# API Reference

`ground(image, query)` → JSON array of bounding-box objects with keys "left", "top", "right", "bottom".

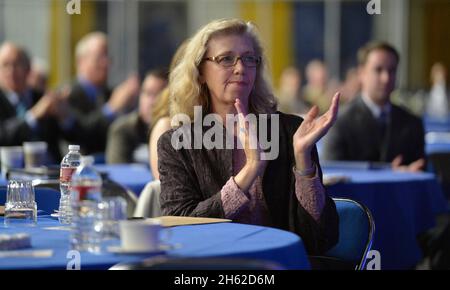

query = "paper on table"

[
  {"left": 42, "top": 226, "right": 72, "bottom": 231},
  {"left": 148, "top": 216, "right": 232, "bottom": 227},
  {"left": 0, "top": 249, "right": 53, "bottom": 258},
  {"left": 323, "top": 174, "right": 351, "bottom": 186}
]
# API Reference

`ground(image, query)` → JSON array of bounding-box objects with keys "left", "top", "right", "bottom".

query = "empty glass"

[
  {"left": 4, "top": 180, "right": 37, "bottom": 227},
  {"left": 99, "top": 197, "right": 127, "bottom": 239}
]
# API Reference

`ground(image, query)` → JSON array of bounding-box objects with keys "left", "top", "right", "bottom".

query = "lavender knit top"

[{"left": 221, "top": 148, "right": 326, "bottom": 225}]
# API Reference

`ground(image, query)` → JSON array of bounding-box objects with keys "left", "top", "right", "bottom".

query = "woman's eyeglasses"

[{"left": 203, "top": 54, "right": 261, "bottom": 68}]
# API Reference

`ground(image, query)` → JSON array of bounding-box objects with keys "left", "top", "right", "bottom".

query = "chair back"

[
  {"left": 34, "top": 187, "right": 61, "bottom": 214},
  {"left": 325, "top": 198, "right": 375, "bottom": 270},
  {"left": 102, "top": 178, "right": 138, "bottom": 217},
  {"left": 133, "top": 180, "right": 161, "bottom": 218}
]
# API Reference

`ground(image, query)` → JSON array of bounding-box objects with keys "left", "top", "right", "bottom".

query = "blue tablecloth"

[
  {"left": 323, "top": 165, "right": 448, "bottom": 269},
  {"left": 426, "top": 143, "right": 450, "bottom": 155},
  {"left": 423, "top": 115, "right": 450, "bottom": 132},
  {"left": 94, "top": 164, "right": 153, "bottom": 195},
  {"left": 0, "top": 217, "right": 309, "bottom": 270},
  {"left": 425, "top": 131, "right": 450, "bottom": 155}
]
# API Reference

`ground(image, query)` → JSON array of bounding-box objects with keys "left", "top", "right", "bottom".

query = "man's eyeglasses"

[{"left": 203, "top": 54, "right": 261, "bottom": 68}]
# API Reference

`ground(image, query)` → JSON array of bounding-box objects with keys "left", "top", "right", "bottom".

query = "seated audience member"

[
  {"left": 0, "top": 42, "right": 71, "bottom": 162},
  {"left": 134, "top": 42, "right": 189, "bottom": 218},
  {"left": 133, "top": 88, "right": 171, "bottom": 217},
  {"left": 303, "top": 60, "right": 337, "bottom": 115},
  {"left": 148, "top": 88, "right": 170, "bottom": 179},
  {"left": 133, "top": 88, "right": 171, "bottom": 218},
  {"left": 158, "top": 19, "right": 340, "bottom": 256},
  {"left": 276, "top": 65, "right": 311, "bottom": 116},
  {"left": 338, "top": 67, "right": 360, "bottom": 104},
  {"left": 426, "top": 62, "right": 448, "bottom": 119},
  {"left": 67, "top": 32, "right": 140, "bottom": 155},
  {"left": 148, "top": 41, "right": 188, "bottom": 179},
  {"left": 106, "top": 69, "right": 168, "bottom": 164},
  {"left": 134, "top": 42, "right": 189, "bottom": 217},
  {"left": 27, "top": 57, "right": 48, "bottom": 94},
  {"left": 323, "top": 41, "right": 425, "bottom": 171}
]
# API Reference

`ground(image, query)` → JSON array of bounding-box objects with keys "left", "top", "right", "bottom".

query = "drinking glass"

[
  {"left": 4, "top": 180, "right": 37, "bottom": 227},
  {"left": 99, "top": 196, "right": 127, "bottom": 239}
]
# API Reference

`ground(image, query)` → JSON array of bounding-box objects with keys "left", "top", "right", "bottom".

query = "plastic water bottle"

[
  {"left": 70, "top": 155, "right": 103, "bottom": 253},
  {"left": 58, "top": 145, "right": 81, "bottom": 224}
]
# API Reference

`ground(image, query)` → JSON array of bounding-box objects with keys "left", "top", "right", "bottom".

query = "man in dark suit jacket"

[
  {"left": 323, "top": 42, "right": 425, "bottom": 171},
  {"left": 0, "top": 42, "right": 67, "bottom": 163},
  {"left": 67, "top": 32, "right": 139, "bottom": 155}
]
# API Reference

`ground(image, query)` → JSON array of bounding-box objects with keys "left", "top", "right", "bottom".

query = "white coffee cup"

[
  {"left": 0, "top": 146, "right": 24, "bottom": 178},
  {"left": 119, "top": 219, "right": 169, "bottom": 251},
  {"left": 23, "top": 142, "right": 48, "bottom": 169}
]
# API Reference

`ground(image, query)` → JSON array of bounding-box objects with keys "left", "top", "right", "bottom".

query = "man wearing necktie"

[
  {"left": 66, "top": 32, "right": 140, "bottom": 156},
  {"left": 0, "top": 42, "right": 71, "bottom": 163},
  {"left": 377, "top": 108, "right": 389, "bottom": 139},
  {"left": 323, "top": 42, "right": 425, "bottom": 172}
]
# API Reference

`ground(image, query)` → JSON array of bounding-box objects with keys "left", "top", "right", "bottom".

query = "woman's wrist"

[
  {"left": 293, "top": 164, "right": 316, "bottom": 177},
  {"left": 245, "top": 158, "right": 261, "bottom": 169},
  {"left": 234, "top": 162, "right": 259, "bottom": 192},
  {"left": 295, "top": 150, "right": 313, "bottom": 172}
]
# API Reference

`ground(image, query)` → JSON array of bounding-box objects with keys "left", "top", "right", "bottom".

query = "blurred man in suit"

[
  {"left": 303, "top": 60, "right": 338, "bottom": 115},
  {"left": 67, "top": 32, "right": 139, "bottom": 155},
  {"left": 27, "top": 57, "right": 49, "bottom": 94},
  {"left": 0, "top": 42, "right": 70, "bottom": 162},
  {"left": 323, "top": 41, "right": 425, "bottom": 171},
  {"left": 276, "top": 65, "right": 311, "bottom": 116}
]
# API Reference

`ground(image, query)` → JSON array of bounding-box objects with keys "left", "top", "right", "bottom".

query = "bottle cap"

[{"left": 68, "top": 145, "right": 80, "bottom": 151}]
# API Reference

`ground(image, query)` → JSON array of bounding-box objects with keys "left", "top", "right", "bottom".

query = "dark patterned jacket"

[{"left": 158, "top": 112, "right": 339, "bottom": 255}]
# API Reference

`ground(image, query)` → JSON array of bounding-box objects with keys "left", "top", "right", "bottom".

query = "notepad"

[
  {"left": 323, "top": 174, "right": 351, "bottom": 186},
  {"left": 149, "top": 216, "right": 232, "bottom": 227}
]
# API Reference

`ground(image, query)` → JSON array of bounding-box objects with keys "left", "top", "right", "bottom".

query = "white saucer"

[
  {"left": 107, "top": 244, "right": 172, "bottom": 254},
  {"left": 50, "top": 213, "right": 59, "bottom": 218}
]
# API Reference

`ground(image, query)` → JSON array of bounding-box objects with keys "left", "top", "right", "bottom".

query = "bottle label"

[
  {"left": 60, "top": 167, "right": 77, "bottom": 183},
  {"left": 72, "top": 185, "right": 101, "bottom": 202}
]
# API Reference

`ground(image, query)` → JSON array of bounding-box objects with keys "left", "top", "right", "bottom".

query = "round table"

[{"left": 0, "top": 217, "right": 310, "bottom": 270}]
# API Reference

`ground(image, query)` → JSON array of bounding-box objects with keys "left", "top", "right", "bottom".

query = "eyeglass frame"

[{"left": 203, "top": 54, "right": 262, "bottom": 68}]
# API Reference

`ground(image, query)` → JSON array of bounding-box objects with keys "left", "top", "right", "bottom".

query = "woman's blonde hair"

[{"left": 169, "top": 18, "right": 277, "bottom": 120}]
